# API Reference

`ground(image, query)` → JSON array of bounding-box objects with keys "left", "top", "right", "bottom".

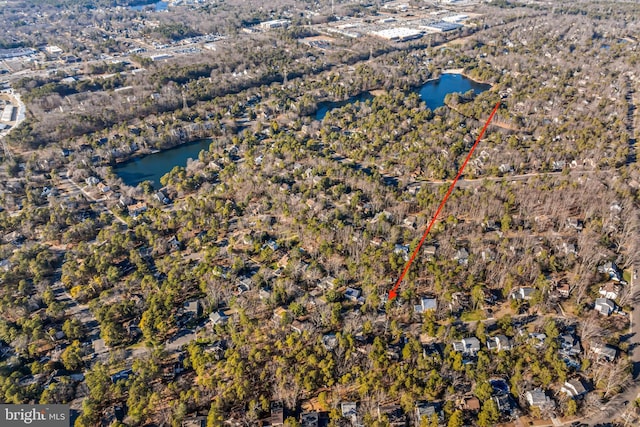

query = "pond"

[
  {"left": 314, "top": 73, "right": 490, "bottom": 121},
  {"left": 129, "top": 1, "right": 169, "bottom": 11},
  {"left": 114, "top": 139, "right": 211, "bottom": 187},
  {"left": 415, "top": 73, "right": 491, "bottom": 110},
  {"left": 115, "top": 74, "right": 490, "bottom": 188}
]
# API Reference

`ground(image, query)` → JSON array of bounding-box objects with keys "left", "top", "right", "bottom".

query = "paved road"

[
  {"left": 50, "top": 280, "right": 104, "bottom": 353},
  {"left": 332, "top": 153, "right": 600, "bottom": 192},
  {"left": 165, "top": 329, "right": 197, "bottom": 352},
  {"left": 580, "top": 265, "right": 640, "bottom": 426},
  {"left": 60, "top": 176, "right": 127, "bottom": 225}
]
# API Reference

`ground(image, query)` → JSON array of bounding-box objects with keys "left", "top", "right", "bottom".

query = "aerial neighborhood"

[{"left": 0, "top": 0, "right": 639, "bottom": 426}]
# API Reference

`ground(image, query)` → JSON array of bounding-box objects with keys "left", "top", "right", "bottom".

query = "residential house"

[
  {"left": 525, "top": 388, "right": 554, "bottom": 409},
  {"left": 511, "top": 287, "right": 535, "bottom": 301},
  {"left": 300, "top": 412, "right": 319, "bottom": 427},
  {"left": 259, "top": 288, "right": 272, "bottom": 301},
  {"left": 484, "top": 289, "right": 498, "bottom": 305},
  {"left": 487, "top": 335, "right": 512, "bottom": 352},
  {"left": 127, "top": 202, "right": 147, "bottom": 218},
  {"left": 599, "top": 282, "right": 621, "bottom": 300},
  {"left": 414, "top": 401, "right": 441, "bottom": 425},
  {"left": 560, "top": 378, "right": 589, "bottom": 399},
  {"left": 167, "top": 235, "right": 182, "bottom": 252},
  {"left": 341, "top": 402, "right": 359, "bottom": 425},
  {"left": 490, "top": 378, "right": 511, "bottom": 396},
  {"left": 591, "top": 343, "right": 618, "bottom": 362},
  {"left": 85, "top": 176, "right": 99, "bottom": 186},
  {"left": 598, "top": 261, "right": 623, "bottom": 282},
  {"left": 209, "top": 310, "right": 229, "bottom": 326},
  {"left": 483, "top": 219, "right": 500, "bottom": 231},
  {"left": 111, "top": 369, "right": 132, "bottom": 384},
  {"left": 594, "top": 298, "right": 615, "bottom": 316},
  {"left": 3, "top": 231, "right": 25, "bottom": 246},
  {"left": 319, "top": 276, "right": 338, "bottom": 291},
  {"left": 377, "top": 404, "right": 406, "bottom": 426},
  {"left": 403, "top": 216, "right": 417, "bottom": 228},
  {"left": 344, "top": 287, "right": 364, "bottom": 304},
  {"left": 237, "top": 276, "right": 253, "bottom": 294},
  {"left": 529, "top": 333, "right": 547, "bottom": 348},
  {"left": 423, "top": 245, "right": 437, "bottom": 260},
  {"left": 461, "top": 396, "right": 481, "bottom": 412},
  {"left": 272, "top": 307, "right": 288, "bottom": 324},
  {"left": 394, "top": 244, "right": 410, "bottom": 261},
  {"left": 264, "top": 239, "right": 280, "bottom": 251},
  {"left": 370, "top": 237, "right": 383, "bottom": 247},
  {"left": 559, "top": 334, "right": 581, "bottom": 357},
  {"left": 265, "top": 400, "right": 284, "bottom": 426},
  {"left": 92, "top": 338, "right": 107, "bottom": 355},
  {"left": 566, "top": 217, "right": 584, "bottom": 231},
  {"left": 493, "top": 394, "right": 517, "bottom": 416},
  {"left": 182, "top": 300, "right": 202, "bottom": 319},
  {"left": 414, "top": 297, "right": 437, "bottom": 314},
  {"left": 455, "top": 248, "right": 469, "bottom": 265},
  {"left": 181, "top": 416, "right": 206, "bottom": 427},
  {"left": 450, "top": 292, "right": 471, "bottom": 311},
  {"left": 555, "top": 281, "right": 571, "bottom": 298},
  {"left": 481, "top": 248, "right": 496, "bottom": 262},
  {"left": 499, "top": 163, "right": 513, "bottom": 174},
  {"left": 452, "top": 337, "right": 481, "bottom": 355},
  {"left": 96, "top": 182, "right": 110, "bottom": 193},
  {"left": 104, "top": 404, "right": 127, "bottom": 427},
  {"left": 560, "top": 242, "right": 577, "bottom": 255},
  {"left": 291, "top": 320, "right": 311, "bottom": 334},
  {"left": 322, "top": 334, "right": 338, "bottom": 351},
  {"left": 154, "top": 191, "right": 170, "bottom": 204}
]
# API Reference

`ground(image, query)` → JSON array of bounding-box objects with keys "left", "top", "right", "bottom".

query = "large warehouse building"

[{"left": 371, "top": 27, "right": 423, "bottom": 42}]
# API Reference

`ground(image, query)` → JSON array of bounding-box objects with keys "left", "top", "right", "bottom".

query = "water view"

[
  {"left": 116, "top": 74, "right": 490, "bottom": 187},
  {"left": 129, "top": 1, "right": 169, "bottom": 11},
  {"left": 416, "top": 73, "right": 491, "bottom": 110},
  {"left": 315, "top": 73, "right": 490, "bottom": 121},
  {"left": 115, "top": 139, "right": 211, "bottom": 187}
]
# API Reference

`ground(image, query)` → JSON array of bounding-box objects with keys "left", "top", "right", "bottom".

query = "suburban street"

[
  {"left": 581, "top": 265, "right": 640, "bottom": 426},
  {"left": 59, "top": 176, "right": 128, "bottom": 226}
]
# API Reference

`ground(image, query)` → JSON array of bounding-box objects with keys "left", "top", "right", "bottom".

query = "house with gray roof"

[
  {"left": 561, "top": 378, "right": 589, "bottom": 399},
  {"left": 525, "top": 388, "right": 554, "bottom": 409},
  {"left": 414, "top": 297, "right": 437, "bottom": 314},
  {"left": 594, "top": 298, "right": 615, "bottom": 316},
  {"left": 487, "top": 334, "right": 512, "bottom": 352},
  {"left": 453, "top": 337, "right": 481, "bottom": 355}
]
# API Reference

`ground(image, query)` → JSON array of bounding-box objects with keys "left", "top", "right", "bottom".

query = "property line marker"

[{"left": 388, "top": 100, "right": 501, "bottom": 301}]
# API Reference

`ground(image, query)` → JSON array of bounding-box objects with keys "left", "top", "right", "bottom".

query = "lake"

[
  {"left": 129, "top": 1, "right": 169, "bottom": 11},
  {"left": 115, "top": 74, "right": 490, "bottom": 188},
  {"left": 416, "top": 73, "right": 490, "bottom": 110},
  {"left": 114, "top": 139, "right": 211, "bottom": 187},
  {"left": 314, "top": 73, "right": 490, "bottom": 121}
]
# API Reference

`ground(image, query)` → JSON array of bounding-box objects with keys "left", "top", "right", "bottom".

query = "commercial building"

[
  {"left": 1, "top": 105, "right": 15, "bottom": 122},
  {"left": 259, "top": 19, "right": 291, "bottom": 30},
  {"left": 443, "top": 14, "right": 468, "bottom": 23},
  {"left": 372, "top": 27, "right": 423, "bottom": 42},
  {"left": 0, "top": 48, "right": 36, "bottom": 59},
  {"left": 45, "top": 45, "right": 63, "bottom": 55},
  {"left": 150, "top": 53, "right": 172, "bottom": 62},
  {"left": 420, "top": 21, "right": 463, "bottom": 32}
]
